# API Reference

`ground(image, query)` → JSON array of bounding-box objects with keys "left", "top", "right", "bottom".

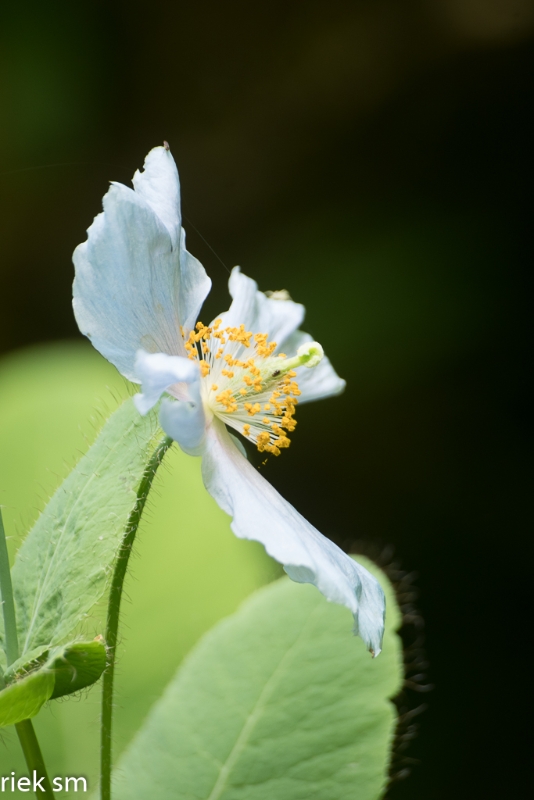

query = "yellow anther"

[
  {"left": 242, "top": 423, "right": 250, "bottom": 436},
  {"left": 216, "top": 389, "right": 238, "bottom": 413},
  {"left": 262, "top": 417, "right": 270, "bottom": 425},
  {"left": 213, "top": 318, "right": 222, "bottom": 330},
  {"left": 211, "top": 384, "right": 218, "bottom": 391},
  {"left": 239, "top": 388, "right": 247, "bottom": 396},
  {"left": 274, "top": 435, "right": 290, "bottom": 448},
  {"left": 221, "top": 369, "right": 234, "bottom": 378},
  {"left": 200, "top": 361, "right": 210, "bottom": 377},
  {"left": 256, "top": 431, "right": 271, "bottom": 452},
  {"left": 264, "top": 403, "right": 271, "bottom": 410}
]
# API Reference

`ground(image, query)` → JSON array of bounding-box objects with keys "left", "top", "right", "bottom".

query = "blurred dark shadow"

[{"left": 1, "top": 1, "right": 532, "bottom": 797}]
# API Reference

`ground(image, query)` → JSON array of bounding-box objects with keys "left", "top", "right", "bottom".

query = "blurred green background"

[{"left": 0, "top": 2, "right": 532, "bottom": 797}]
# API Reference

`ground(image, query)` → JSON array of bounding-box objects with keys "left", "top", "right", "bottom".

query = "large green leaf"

[
  {"left": 0, "top": 398, "right": 161, "bottom": 667},
  {"left": 0, "top": 640, "right": 107, "bottom": 727},
  {"left": 114, "top": 557, "right": 403, "bottom": 800}
]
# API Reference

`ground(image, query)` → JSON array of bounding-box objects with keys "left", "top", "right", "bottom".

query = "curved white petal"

[
  {"left": 283, "top": 330, "right": 346, "bottom": 403},
  {"left": 201, "top": 419, "right": 385, "bottom": 655},
  {"left": 133, "top": 350, "right": 199, "bottom": 414},
  {"left": 73, "top": 147, "right": 210, "bottom": 381},
  {"left": 216, "top": 267, "right": 305, "bottom": 346}
]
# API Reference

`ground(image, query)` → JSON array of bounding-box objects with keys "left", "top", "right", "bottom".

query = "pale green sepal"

[
  {"left": 113, "top": 556, "right": 403, "bottom": 800},
  {"left": 0, "top": 398, "right": 161, "bottom": 661}
]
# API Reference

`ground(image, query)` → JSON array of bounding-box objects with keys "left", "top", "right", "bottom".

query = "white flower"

[{"left": 72, "top": 145, "right": 385, "bottom": 655}]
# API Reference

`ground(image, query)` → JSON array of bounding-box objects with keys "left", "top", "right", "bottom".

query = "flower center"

[{"left": 182, "top": 319, "right": 323, "bottom": 456}]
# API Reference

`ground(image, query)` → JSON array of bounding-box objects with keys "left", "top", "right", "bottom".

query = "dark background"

[{"left": 1, "top": 2, "right": 532, "bottom": 797}]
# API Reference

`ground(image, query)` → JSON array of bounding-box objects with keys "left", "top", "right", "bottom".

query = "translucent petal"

[{"left": 201, "top": 419, "right": 385, "bottom": 655}]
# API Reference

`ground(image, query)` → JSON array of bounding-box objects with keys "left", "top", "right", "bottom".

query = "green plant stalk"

[
  {"left": 0, "top": 507, "right": 19, "bottom": 666},
  {"left": 1, "top": 509, "right": 54, "bottom": 799},
  {"left": 15, "top": 720, "right": 55, "bottom": 799},
  {"left": 101, "top": 435, "right": 173, "bottom": 800}
]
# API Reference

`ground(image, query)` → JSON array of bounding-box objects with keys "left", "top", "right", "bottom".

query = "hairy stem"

[
  {"left": 1, "top": 509, "right": 53, "bottom": 798},
  {"left": 101, "top": 435, "right": 173, "bottom": 800},
  {"left": 0, "top": 507, "right": 19, "bottom": 666},
  {"left": 15, "top": 720, "right": 55, "bottom": 799}
]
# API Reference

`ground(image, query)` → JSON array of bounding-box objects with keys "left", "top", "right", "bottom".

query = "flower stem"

[
  {"left": 0, "top": 507, "right": 19, "bottom": 666},
  {"left": 101, "top": 435, "right": 173, "bottom": 800},
  {"left": 1, "top": 509, "right": 54, "bottom": 798},
  {"left": 15, "top": 720, "right": 55, "bottom": 799}
]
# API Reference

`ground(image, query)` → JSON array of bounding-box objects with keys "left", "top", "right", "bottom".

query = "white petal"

[
  {"left": 179, "top": 228, "right": 212, "bottom": 335},
  {"left": 133, "top": 146, "right": 211, "bottom": 332},
  {"left": 73, "top": 149, "right": 210, "bottom": 381},
  {"left": 216, "top": 268, "right": 345, "bottom": 403},
  {"left": 201, "top": 419, "right": 385, "bottom": 655},
  {"left": 132, "top": 146, "right": 182, "bottom": 248},
  {"left": 133, "top": 350, "right": 199, "bottom": 414},
  {"left": 73, "top": 184, "right": 183, "bottom": 380},
  {"left": 283, "top": 330, "right": 346, "bottom": 403},
  {"left": 216, "top": 267, "right": 305, "bottom": 345},
  {"left": 159, "top": 393, "right": 206, "bottom": 456},
  {"left": 133, "top": 350, "right": 206, "bottom": 456}
]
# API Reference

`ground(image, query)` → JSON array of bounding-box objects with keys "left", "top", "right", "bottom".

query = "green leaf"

[
  {"left": 0, "top": 640, "right": 107, "bottom": 727},
  {"left": 0, "top": 671, "right": 54, "bottom": 728},
  {"left": 0, "top": 398, "right": 161, "bottom": 666},
  {"left": 114, "top": 556, "right": 403, "bottom": 800}
]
